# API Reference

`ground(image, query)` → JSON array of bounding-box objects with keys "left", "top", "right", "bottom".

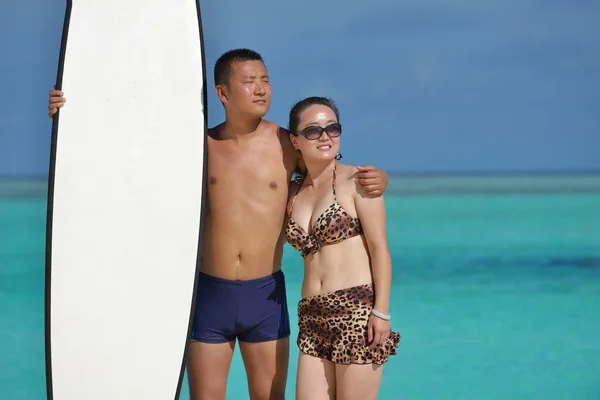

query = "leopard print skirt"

[{"left": 297, "top": 283, "right": 400, "bottom": 365}]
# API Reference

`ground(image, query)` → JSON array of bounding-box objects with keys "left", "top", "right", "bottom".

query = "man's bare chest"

[{"left": 206, "top": 141, "right": 293, "bottom": 202}]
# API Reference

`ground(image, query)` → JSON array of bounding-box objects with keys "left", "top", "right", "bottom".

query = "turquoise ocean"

[{"left": 1, "top": 173, "right": 599, "bottom": 399}]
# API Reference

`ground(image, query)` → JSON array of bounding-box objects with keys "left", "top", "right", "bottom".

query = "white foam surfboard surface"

[{"left": 45, "top": 1, "right": 207, "bottom": 399}]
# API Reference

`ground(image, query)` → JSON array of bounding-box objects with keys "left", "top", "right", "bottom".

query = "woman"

[{"left": 285, "top": 96, "right": 400, "bottom": 400}]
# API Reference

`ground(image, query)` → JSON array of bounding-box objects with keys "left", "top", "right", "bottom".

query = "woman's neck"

[{"left": 304, "top": 159, "right": 336, "bottom": 187}]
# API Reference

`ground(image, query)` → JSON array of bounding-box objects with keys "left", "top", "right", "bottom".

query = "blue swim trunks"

[{"left": 190, "top": 270, "right": 290, "bottom": 343}]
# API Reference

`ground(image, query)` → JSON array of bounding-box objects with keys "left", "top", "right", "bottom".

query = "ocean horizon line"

[
  {"left": 2, "top": 170, "right": 600, "bottom": 199},
  {"left": 386, "top": 168, "right": 600, "bottom": 177},
  {"left": 2, "top": 168, "right": 600, "bottom": 181}
]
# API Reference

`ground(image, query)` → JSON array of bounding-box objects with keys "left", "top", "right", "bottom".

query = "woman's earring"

[{"left": 335, "top": 153, "right": 343, "bottom": 160}]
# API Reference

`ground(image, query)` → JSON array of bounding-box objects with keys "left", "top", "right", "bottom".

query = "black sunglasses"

[{"left": 297, "top": 123, "right": 342, "bottom": 140}]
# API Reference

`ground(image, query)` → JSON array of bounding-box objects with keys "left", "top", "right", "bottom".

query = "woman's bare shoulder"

[
  {"left": 335, "top": 163, "right": 362, "bottom": 195},
  {"left": 336, "top": 163, "right": 359, "bottom": 178}
]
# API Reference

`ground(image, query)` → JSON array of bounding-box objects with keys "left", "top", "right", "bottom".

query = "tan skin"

[
  {"left": 47, "top": 60, "right": 389, "bottom": 400},
  {"left": 287, "top": 105, "right": 394, "bottom": 400}
]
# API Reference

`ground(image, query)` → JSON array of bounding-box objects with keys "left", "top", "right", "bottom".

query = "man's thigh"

[
  {"left": 239, "top": 337, "right": 290, "bottom": 400},
  {"left": 187, "top": 339, "right": 236, "bottom": 400}
]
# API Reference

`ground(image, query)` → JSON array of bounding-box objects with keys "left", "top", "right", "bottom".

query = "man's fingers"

[
  {"left": 48, "top": 107, "right": 60, "bottom": 118},
  {"left": 48, "top": 103, "right": 65, "bottom": 112},
  {"left": 357, "top": 170, "right": 378, "bottom": 180},
  {"left": 361, "top": 185, "right": 380, "bottom": 194},
  {"left": 357, "top": 177, "right": 379, "bottom": 186},
  {"left": 49, "top": 97, "right": 66, "bottom": 104},
  {"left": 356, "top": 165, "right": 375, "bottom": 172},
  {"left": 362, "top": 185, "right": 377, "bottom": 192}
]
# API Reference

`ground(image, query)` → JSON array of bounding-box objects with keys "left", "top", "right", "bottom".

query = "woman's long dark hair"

[{"left": 288, "top": 96, "right": 340, "bottom": 135}]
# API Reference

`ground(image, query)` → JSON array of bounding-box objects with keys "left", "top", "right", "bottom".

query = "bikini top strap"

[
  {"left": 332, "top": 163, "right": 337, "bottom": 201},
  {"left": 288, "top": 175, "right": 304, "bottom": 216}
]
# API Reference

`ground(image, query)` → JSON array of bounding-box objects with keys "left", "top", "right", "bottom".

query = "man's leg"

[
  {"left": 239, "top": 337, "right": 289, "bottom": 400},
  {"left": 188, "top": 272, "right": 240, "bottom": 400},
  {"left": 237, "top": 270, "right": 291, "bottom": 400},
  {"left": 187, "top": 339, "right": 236, "bottom": 400}
]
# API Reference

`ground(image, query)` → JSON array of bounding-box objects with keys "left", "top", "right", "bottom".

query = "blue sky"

[{"left": 1, "top": 0, "right": 599, "bottom": 176}]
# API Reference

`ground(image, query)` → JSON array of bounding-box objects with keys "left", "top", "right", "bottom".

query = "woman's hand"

[{"left": 367, "top": 313, "right": 391, "bottom": 347}]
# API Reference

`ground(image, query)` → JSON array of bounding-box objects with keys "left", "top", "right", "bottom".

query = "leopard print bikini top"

[{"left": 285, "top": 164, "right": 363, "bottom": 258}]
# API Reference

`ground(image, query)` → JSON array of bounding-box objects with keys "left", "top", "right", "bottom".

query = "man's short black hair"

[{"left": 213, "top": 48, "right": 264, "bottom": 87}]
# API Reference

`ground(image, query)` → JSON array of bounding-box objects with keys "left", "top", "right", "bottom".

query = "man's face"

[{"left": 217, "top": 60, "right": 272, "bottom": 118}]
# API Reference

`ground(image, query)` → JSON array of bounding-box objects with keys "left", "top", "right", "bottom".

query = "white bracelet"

[{"left": 371, "top": 308, "right": 391, "bottom": 321}]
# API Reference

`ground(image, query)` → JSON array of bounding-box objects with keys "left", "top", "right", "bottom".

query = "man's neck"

[{"left": 219, "top": 116, "right": 263, "bottom": 141}]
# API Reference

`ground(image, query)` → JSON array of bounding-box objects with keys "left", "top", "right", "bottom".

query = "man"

[{"left": 48, "top": 48, "right": 389, "bottom": 400}]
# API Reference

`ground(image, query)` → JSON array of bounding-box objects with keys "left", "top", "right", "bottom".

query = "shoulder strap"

[
  {"left": 332, "top": 163, "right": 337, "bottom": 201},
  {"left": 288, "top": 176, "right": 304, "bottom": 216}
]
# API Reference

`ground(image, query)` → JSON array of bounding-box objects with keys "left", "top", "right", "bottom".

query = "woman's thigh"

[
  {"left": 335, "top": 362, "right": 384, "bottom": 400},
  {"left": 295, "top": 351, "right": 336, "bottom": 400}
]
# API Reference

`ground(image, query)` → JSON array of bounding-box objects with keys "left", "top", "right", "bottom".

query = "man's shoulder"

[
  {"left": 267, "top": 122, "right": 290, "bottom": 142},
  {"left": 259, "top": 120, "right": 292, "bottom": 147},
  {"left": 264, "top": 121, "right": 299, "bottom": 168},
  {"left": 257, "top": 119, "right": 288, "bottom": 135},
  {"left": 276, "top": 125, "right": 291, "bottom": 136}
]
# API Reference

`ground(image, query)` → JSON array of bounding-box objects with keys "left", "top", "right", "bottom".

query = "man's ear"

[{"left": 215, "top": 84, "right": 228, "bottom": 104}]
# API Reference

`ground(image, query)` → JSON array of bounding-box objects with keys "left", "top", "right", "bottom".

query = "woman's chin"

[{"left": 305, "top": 152, "right": 335, "bottom": 163}]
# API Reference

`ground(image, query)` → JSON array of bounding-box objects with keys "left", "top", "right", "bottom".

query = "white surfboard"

[{"left": 44, "top": 1, "right": 207, "bottom": 399}]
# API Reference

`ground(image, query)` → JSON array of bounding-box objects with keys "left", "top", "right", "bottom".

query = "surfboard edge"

[
  {"left": 44, "top": 1, "right": 209, "bottom": 398},
  {"left": 173, "top": 1, "right": 209, "bottom": 399},
  {"left": 45, "top": 1, "right": 73, "bottom": 398}
]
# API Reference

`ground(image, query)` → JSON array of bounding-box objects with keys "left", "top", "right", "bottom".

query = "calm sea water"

[{"left": 1, "top": 174, "right": 599, "bottom": 399}]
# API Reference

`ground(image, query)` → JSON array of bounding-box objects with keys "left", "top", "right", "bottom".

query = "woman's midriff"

[{"left": 300, "top": 235, "right": 373, "bottom": 299}]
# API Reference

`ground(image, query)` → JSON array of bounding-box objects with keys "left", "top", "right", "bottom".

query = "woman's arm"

[{"left": 352, "top": 173, "right": 392, "bottom": 315}]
